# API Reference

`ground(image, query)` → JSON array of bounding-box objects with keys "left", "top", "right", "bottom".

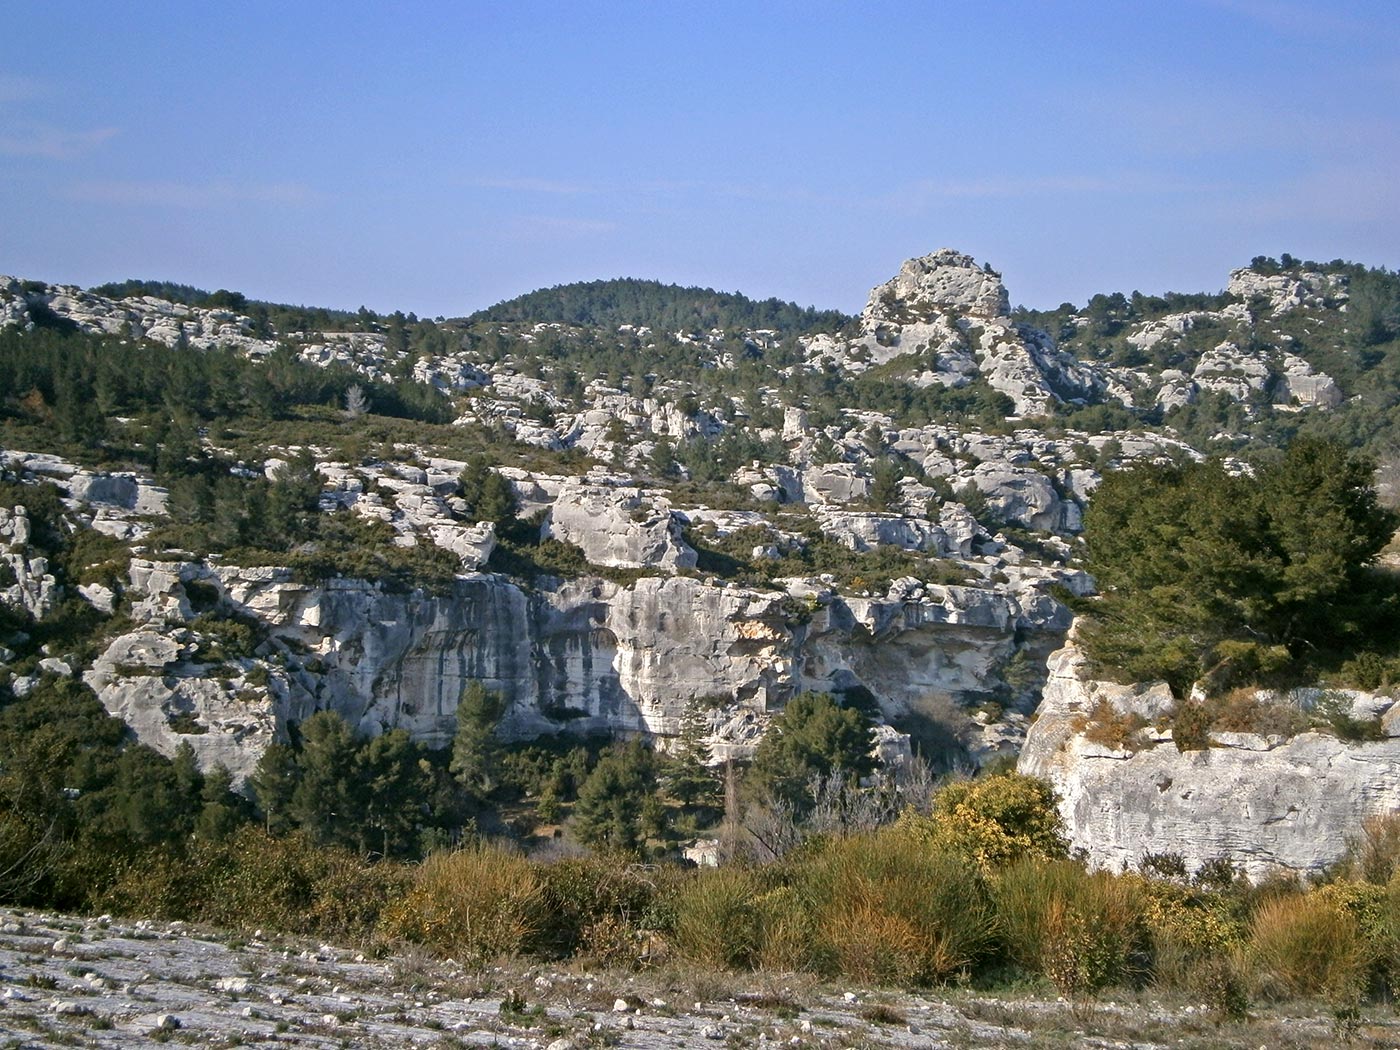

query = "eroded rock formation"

[{"left": 1020, "top": 642, "right": 1400, "bottom": 879}]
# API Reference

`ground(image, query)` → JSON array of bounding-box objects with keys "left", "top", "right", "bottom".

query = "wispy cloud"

[
  {"left": 64, "top": 179, "right": 322, "bottom": 208},
  {"left": 0, "top": 125, "right": 119, "bottom": 159},
  {"left": 881, "top": 172, "right": 1213, "bottom": 211},
  {"left": 1226, "top": 160, "right": 1400, "bottom": 225},
  {"left": 903, "top": 175, "right": 1115, "bottom": 200}
]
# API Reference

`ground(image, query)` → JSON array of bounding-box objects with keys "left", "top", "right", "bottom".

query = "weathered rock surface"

[
  {"left": 0, "top": 505, "right": 58, "bottom": 618},
  {"left": 0, "top": 249, "right": 1371, "bottom": 808},
  {"left": 863, "top": 249, "right": 1010, "bottom": 323},
  {"left": 1227, "top": 266, "right": 1345, "bottom": 313},
  {"left": 82, "top": 552, "right": 1071, "bottom": 783},
  {"left": 969, "top": 462, "right": 1080, "bottom": 532},
  {"left": 1020, "top": 642, "right": 1400, "bottom": 879},
  {"left": 544, "top": 481, "right": 697, "bottom": 570}
]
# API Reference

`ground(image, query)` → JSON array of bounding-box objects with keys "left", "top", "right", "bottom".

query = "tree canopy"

[
  {"left": 468, "top": 277, "right": 851, "bottom": 336},
  {"left": 748, "top": 692, "right": 876, "bottom": 810},
  {"left": 1080, "top": 439, "right": 1400, "bottom": 695}
]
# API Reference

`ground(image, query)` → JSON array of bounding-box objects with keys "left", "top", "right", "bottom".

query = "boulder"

[
  {"left": 544, "top": 481, "right": 697, "bottom": 570},
  {"left": 815, "top": 510, "right": 946, "bottom": 554},
  {"left": 969, "top": 463, "right": 1078, "bottom": 533},
  {"left": 802, "top": 463, "right": 870, "bottom": 505}
]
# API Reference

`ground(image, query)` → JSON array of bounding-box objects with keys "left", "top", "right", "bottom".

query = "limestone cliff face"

[
  {"left": 1020, "top": 643, "right": 1400, "bottom": 879},
  {"left": 83, "top": 558, "right": 1069, "bottom": 784}
]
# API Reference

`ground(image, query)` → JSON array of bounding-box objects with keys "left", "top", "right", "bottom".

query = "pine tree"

[
  {"left": 571, "top": 743, "right": 657, "bottom": 855},
  {"left": 288, "top": 712, "right": 360, "bottom": 847},
  {"left": 195, "top": 765, "right": 249, "bottom": 842},
  {"left": 662, "top": 703, "right": 722, "bottom": 822},
  {"left": 450, "top": 682, "right": 506, "bottom": 796},
  {"left": 357, "top": 729, "right": 429, "bottom": 858},
  {"left": 457, "top": 457, "right": 518, "bottom": 525},
  {"left": 251, "top": 742, "right": 299, "bottom": 834},
  {"left": 266, "top": 449, "right": 323, "bottom": 545},
  {"left": 747, "top": 692, "right": 875, "bottom": 812}
]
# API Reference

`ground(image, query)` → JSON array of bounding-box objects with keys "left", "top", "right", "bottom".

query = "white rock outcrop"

[
  {"left": 862, "top": 249, "right": 1010, "bottom": 324},
  {"left": 0, "top": 505, "right": 58, "bottom": 618},
  {"left": 544, "top": 481, "right": 697, "bottom": 570},
  {"left": 1020, "top": 643, "right": 1400, "bottom": 879},
  {"left": 1227, "top": 267, "right": 1344, "bottom": 313}
]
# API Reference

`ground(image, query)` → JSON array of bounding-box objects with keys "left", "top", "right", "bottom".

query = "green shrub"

[
  {"left": 901, "top": 772, "right": 1067, "bottom": 870},
  {"left": 1137, "top": 874, "right": 1250, "bottom": 1015},
  {"left": 1312, "top": 690, "right": 1384, "bottom": 742},
  {"left": 94, "top": 828, "right": 406, "bottom": 945},
  {"left": 535, "top": 855, "right": 656, "bottom": 960},
  {"left": 753, "top": 884, "right": 824, "bottom": 973},
  {"left": 1339, "top": 651, "right": 1397, "bottom": 691},
  {"left": 671, "top": 866, "right": 763, "bottom": 971}
]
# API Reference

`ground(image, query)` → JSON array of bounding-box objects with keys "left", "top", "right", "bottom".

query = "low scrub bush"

[
  {"left": 1311, "top": 690, "right": 1385, "bottom": 742},
  {"left": 1139, "top": 879, "right": 1246, "bottom": 992},
  {"left": 670, "top": 866, "right": 763, "bottom": 971},
  {"left": 1074, "top": 697, "right": 1148, "bottom": 751},
  {"left": 1248, "top": 892, "right": 1369, "bottom": 1004},
  {"left": 992, "top": 857, "right": 1146, "bottom": 997},
  {"left": 94, "top": 828, "right": 406, "bottom": 945},
  {"left": 796, "top": 831, "right": 993, "bottom": 985},
  {"left": 534, "top": 855, "right": 657, "bottom": 962},
  {"left": 1170, "top": 689, "right": 1310, "bottom": 751},
  {"left": 382, "top": 845, "right": 545, "bottom": 964},
  {"left": 1332, "top": 813, "right": 1400, "bottom": 885},
  {"left": 752, "top": 884, "right": 823, "bottom": 973},
  {"left": 1339, "top": 650, "right": 1400, "bottom": 692}
]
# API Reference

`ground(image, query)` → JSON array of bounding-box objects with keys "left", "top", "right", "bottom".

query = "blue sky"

[{"left": 2, "top": 1, "right": 1397, "bottom": 317}]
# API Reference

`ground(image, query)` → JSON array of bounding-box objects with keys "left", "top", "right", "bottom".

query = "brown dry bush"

[
  {"left": 1074, "top": 697, "right": 1148, "bottom": 752},
  {"left": 381, "top": 844, "right": 545, "bottom": 965},
  {"left": 1209, "top": 687, "right": 1309, "bottom": 737},
  {"left": 821, "top": 903, "right": 931, "bottom": 985},
  {"left": 797, "top": 831, "right": 994, "bottom": 985},
  {"left": 1248, "top": 892, "right": 1369, "bottom": 1004},
  {"left": 1335, "top": 813, "right": 1400, "bottom": 885},
  {"left": 993, "top": 857, "right": 1146, "bottom": 997}
]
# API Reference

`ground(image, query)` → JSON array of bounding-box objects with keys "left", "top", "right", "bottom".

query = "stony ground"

[{"left": 0, "top": 909, "right": 1396, "bottom": 1049}]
